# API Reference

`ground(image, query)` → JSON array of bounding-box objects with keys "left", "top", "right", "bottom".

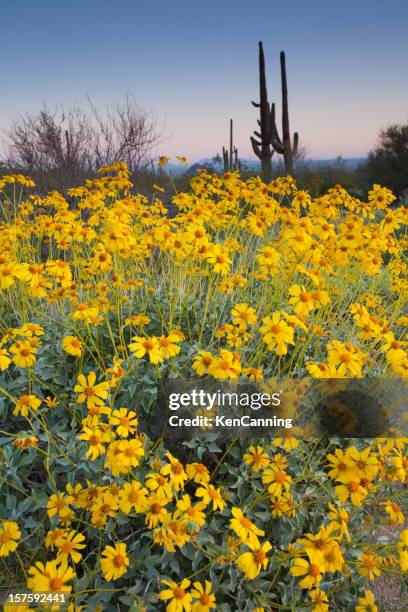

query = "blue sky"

[{"left": 1, "top": 0, "right": 407, "bottom": 160}]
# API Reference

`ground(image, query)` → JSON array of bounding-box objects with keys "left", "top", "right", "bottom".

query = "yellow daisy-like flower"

[
  {"left": 160, "top": 578, "right": 192, "bottom": 612},
  {"left": 0, "top": 347, "right": 11, "bottom": 370},
  {"left": 118, "top": 480, "right": 148, "bottom": 514},
  {"left": 355, "top": 589, "right": 378, "bottom": 612},
  {"left": 74, "top": 371, "right": 109, "bottom": 410},
  {"left": 128, "top": 335, "right": 164, "bottom": 364},
  {"left": 237, "top": 539, "right": 272, "bottom": 579},
  {"left": 195, "top": 484, "right": 226, "bottom": 511},
  {"left": 310, "top": 588, "right": 329, "bottom": 612},
  {"left": 0, "top": 521, "right": 21, "bottom": 557},
  {"left": 109, "top": 407, "right": 138, "bottom": 437},
  {"left": 55, "top": 530, "right": 86, "bottom": 564},
  {"left": 208, "top": 349, "right": 241, "bottom": 379},
  {"left": 231, "top": 303, "right": 257, "bottom": 330},
  {"left": 243, "top": 445, "right": 270, "bottom": 472},
  {"left": 357, "top": 552, "right": 381, "bottom": 581},
  {"left": 260, "top": 312, "right": 294, "bottom": 355},
  {"left": 186, "top": 462, "right": 211, "bottom": 484},
  {"left": 262, "top": 464, "right": 292, "bottom": 497},
  {"left": 13, "top": 394, "right": 41, "bottom": 417},
  {"left": 192, "top": 351, "right": 214, "bottom": 376},
  {"left": 9, "top": 340, "right": 38, "bottom": 368},
  {"left": 158, "top": 334, "right": 181, "bottom": 358},
  {"left": 100, "top": 542, "right": 129, "bottom": 581},
  {"left": 381, "top": 500, "right": 405, "bottom": 525},
  {"left": 290, "top": 556, "right": 322, "bottom": 589},
  {"left": 161, "top": 452, "right": 187, "bottom": 491},
  {"left": 27, "top": 558, "right": 75, "bottom": 593},
  {"left": 230, "top": 507, "right": 265, "bottom": 548},
  {"left": 191, "top": 580, "right": 216, "bottom": 611},
  {"left": 62, "top": 335, "right": 83, "bottom": 357}
]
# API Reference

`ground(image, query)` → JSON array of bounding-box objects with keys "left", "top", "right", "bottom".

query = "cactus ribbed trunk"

[
  {"left": 250, "top": 41, "right": 274, "bottom": 182},
  {"left": 222, "top": 118, "right": 239, "bottom": 172},
  {"left": 272, "top": 51, "right": 299, "bottom": 175}
]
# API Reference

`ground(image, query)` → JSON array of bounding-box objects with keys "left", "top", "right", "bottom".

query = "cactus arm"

[
  {"left": 293, "top": 132, "right": 299, "bottom": 156},
  {"left": 250, "top": 136, "right": 262, "bottom": 159},
  {"left": 280, "top": 51, "right": 290, "bottom": 147}
]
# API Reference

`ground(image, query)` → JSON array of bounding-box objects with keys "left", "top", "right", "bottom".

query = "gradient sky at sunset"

[{"left": 1, "top": 0, "right": 407, "bottom": 161}]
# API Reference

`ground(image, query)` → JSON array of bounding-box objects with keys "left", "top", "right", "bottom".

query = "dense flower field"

[{"left": 0, "top": 163, "right": 407, "bottom": 611}]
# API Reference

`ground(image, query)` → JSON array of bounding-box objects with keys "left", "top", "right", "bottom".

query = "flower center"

[
  {"left": 113, "top": 554, "right": 126, "bottom": 568},
  {"left": 50, "top": 577, "right": 63, "bottom": 590}
]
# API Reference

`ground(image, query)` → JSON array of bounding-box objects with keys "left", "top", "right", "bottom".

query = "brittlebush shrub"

[{"left": 0, "top": 164, "right": 407, "bottom": 611}]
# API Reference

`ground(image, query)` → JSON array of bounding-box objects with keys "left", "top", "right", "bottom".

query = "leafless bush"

[
  {"left": 3, "top": 96, "right": 164, "bottom": 192},
  {"left": 88, "top": 96, "right": 162, "bottom": 171}
]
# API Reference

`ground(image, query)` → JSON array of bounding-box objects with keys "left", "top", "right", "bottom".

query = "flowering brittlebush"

[{"left": 0, "top": 163, "right": 407, "bottom": 609}]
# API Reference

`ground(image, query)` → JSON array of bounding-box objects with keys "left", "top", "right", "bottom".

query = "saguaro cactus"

[
  {"left": 250, "top": 41, "right": 275, "bottom": 181},
  {"left": 222, "top": 118, "right": 240, "bottom": 172},
  {"left": 272, "top": 51, "right": 299, "bottom": 175}
]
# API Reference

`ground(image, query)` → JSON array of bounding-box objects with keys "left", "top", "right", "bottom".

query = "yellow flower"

[
  {"left": 326, "top": 448, "right": 356, "bottom": 480},
  {"left": 195, "top": 484, "right": 226, "bottom": 511},
  {"left": 74, "top": 371, "right": 109, "bottom": 410},
  {"left": 381, "top": 332, "right": 406, "bottom": 366},
  {"left": 161, "top": 452, "right": 187, "bottom": 491},
  {"left": 208, "top": 349, "right": 241, "bottom": 379},
  {"left": 297, "top": 527, "right": 337, "bottom": 566},
  {"left": 100, "top": 542, "right": 129, "bottom": 581},
  {"left": 242, "top": 366, "right": 264, "bottom": 380},
  {"left": 334, "top": 477, "right": 367, "bottom": 507},
  {"left": 175, "top": 494, "right": 206, "bottom": 528},
  {"left": 191, "top": 580, "right": 216, "bottom": 611},
  {"left": 55, "top": 530, "right": 86, "bottom": 564},
  {"left": 47, "top": 492, "right": 74, "bottom": 519},
  {"left": 109, "top": 407, "right": 138, "bottom": 437},
  {"left": 158, "top": 334, "right": 181, "bottom": 358},
  {"left": 260, "top": 312, "right": 294, "bottom": 355},
  {"left": 327, "top": 503, "right": 350, "bottom": 541},
  {"left": 186, "top": 462, "right": 210, "bottom": 484},
  {"left": 355, "top": 589, "right": 377, "bottom": 612},
  {"left": 27, "top": 558, "right": 75, "bottom": 592},
  {"left": 13, "top": 394, "right": 41, "bottom": 417},
  {"left": 192, "top": 351, "right": 214, "bottom": 376},
  {"left": 160, "top": 578, "right": 192, "bottom": 612},
  {"left": 231, "top": 303, "right": 257, "bottom": 330},
  {"left": 381, "top": 500, "right": 405, "bottom": 525},
  {"left": 9, "top": 340, "right": 38, "bottom": 368},
  {"left": 145, "top": 493, "right": 170, "bottom": 528},
  {"left": 230, "top": 507, "right": 265, "bottom": 548},
  {"left": 326, "top": 340, "right": 365, "bottom": 377},
  {"left": 128, "top": 335, "right": 164, "bottom": 364},
  {"left": 237, "top": 539, "right": 272, "bottom": 579},
  {"left": 0, "top": 347, "right": 11, "bottom": 370},
  {"left": 62, "top": 335, "right": 83, "bottom": 357},
  {"left": 118, "top": 480, "right": 148, "bottom": 514},
  {"left": 158, "top": 156, "right": 171, "bottom": 167},
  {"left": 306, "top": 361, "right": 339, "bottom": 378},
  {"left": 0, "top": 521, "right": 21, "bottom": 557},
  {"left": 290, "top": 557, "right": 322, "bottom": 589},
  {"left": 310, "top": 589, "right": 329, "bottom": 612},
  {"left": 288, "top": 284, "right": 316, "bottom": 317},
  {"left": 357, "top": 552, "right": 381, "bottom": 581},
  {"left": 205, "top": 244, "right": 231, "bottom": 275},
  {"left": 79, "top": 426, "right": 106, "bottom": 460},
  {"left": 243, "top": 445, "right": 270, "bottom": 472},
  {"left": 262, "top": 464, "right": 292, "bottom": 497}
]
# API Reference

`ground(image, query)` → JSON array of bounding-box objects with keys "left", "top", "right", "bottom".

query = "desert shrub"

[{"left": 0, "top": 165, "right": 407, "bottom": 610}]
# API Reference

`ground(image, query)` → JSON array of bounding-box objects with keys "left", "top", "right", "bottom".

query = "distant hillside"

[{"left": 178, "top": 156, "right": 367, "bottom": 175}]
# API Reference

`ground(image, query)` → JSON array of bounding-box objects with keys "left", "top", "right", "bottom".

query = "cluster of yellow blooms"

[{"left": 0, "top": 163, "right": 407, "bottom": 609}]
